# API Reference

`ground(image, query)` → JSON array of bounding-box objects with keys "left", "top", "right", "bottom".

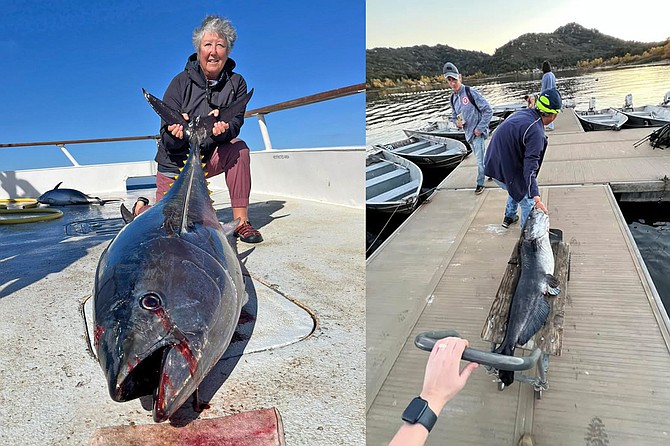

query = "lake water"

[
  {"left": 366, "top": 64, "right": 670, "bottom": 145},
  {"left": 366, "top": 64, "right": 670, "bottom": 312}
]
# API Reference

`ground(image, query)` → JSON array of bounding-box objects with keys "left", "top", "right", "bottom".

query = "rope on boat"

[{"left": 366, "top": 204, "right": 403, "bottom": 256}]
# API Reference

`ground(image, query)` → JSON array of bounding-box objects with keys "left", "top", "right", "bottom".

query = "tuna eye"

[{"left": 140, "top": 293, "right": 162, "bottom": 311}]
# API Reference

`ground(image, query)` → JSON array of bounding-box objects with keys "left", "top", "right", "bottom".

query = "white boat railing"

[
  {"left": 0, "top": 84, "right": 367, "bottom": 207},
  {"left": 0, "top": 84, "right": 366, "bottom": 166}
]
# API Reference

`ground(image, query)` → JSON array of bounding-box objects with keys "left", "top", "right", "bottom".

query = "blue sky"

[
  {"left": 367, "top": 0, "right": 670, "bottom": 52},
  {"left": 0, "top": 0, "right": 365, "bottom": 170}
]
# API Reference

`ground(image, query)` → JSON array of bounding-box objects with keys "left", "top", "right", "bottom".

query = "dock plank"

[{"left": 367, "top": 184, "right": 670, "bottom": 445}]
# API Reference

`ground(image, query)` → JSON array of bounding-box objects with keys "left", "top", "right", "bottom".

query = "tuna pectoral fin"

[
  {"left": 545, "top": 274, "right": 561, "bottom": 296},
  {"left": 518, "top": 297, "right": 551, "bottom": 346}
]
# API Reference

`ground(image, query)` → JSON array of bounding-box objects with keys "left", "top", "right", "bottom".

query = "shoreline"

[{"left": 366, "top": 60, "right": 670, "bottom": 100}]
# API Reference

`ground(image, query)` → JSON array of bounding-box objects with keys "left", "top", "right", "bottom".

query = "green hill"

[{"left": 367, "top": 23, "right": 667, "bottom": 83}]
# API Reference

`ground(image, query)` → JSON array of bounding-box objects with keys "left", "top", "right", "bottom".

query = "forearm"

[{"left": 388, "top": 423, "right": 430, "bottom": 446}]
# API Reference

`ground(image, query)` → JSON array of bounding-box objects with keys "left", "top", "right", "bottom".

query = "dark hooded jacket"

[
  {"left": 155, "top": 54, "right": 248, "bottom": 174},
  {"left": 483, "top": 108, "right": 548, "bottom": 202}
]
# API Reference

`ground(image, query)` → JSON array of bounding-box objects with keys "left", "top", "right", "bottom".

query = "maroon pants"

[{"left": 155, "top": 138, "right": 251, "bottom": 207}]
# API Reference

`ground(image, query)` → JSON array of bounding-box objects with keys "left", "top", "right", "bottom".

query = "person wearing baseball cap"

[
  {"left": 443, "top": 62, "right": 493, "bottom": 196},
  {"left": 484, "top": 88, "right": 561, "bottom": 229}
]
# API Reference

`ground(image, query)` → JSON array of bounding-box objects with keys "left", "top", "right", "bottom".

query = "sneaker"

[
  {"left": 501, "top": 215, "right": 519, "bottom": 228},
  {"left": 234, "top": 221, "right": 263, "bottom": 243},
  {"left": 475, "top": 185, "right": 485, "bottom": 195}
]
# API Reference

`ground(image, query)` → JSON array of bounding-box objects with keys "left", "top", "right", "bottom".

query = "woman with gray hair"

[{"left": 134, "top": 15, "right": 262, "bottom": 243}]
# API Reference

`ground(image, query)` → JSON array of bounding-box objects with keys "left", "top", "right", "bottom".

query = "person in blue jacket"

[
  {"left": 484, "top": 88, "right": 562, "bottom": 229},
  {"left": 541, "top": 61, "right": 557, "bottom": 130},
  {"left": 443, "top": 62, "right": 493, "bottom": 195}
]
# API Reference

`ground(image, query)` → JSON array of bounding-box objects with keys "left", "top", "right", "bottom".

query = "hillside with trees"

[{"left": 367, "top": 23, "right": 668, "bottom": 86}]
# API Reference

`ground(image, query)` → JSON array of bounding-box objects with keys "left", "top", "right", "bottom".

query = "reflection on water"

[
  {"left": 619, "top": 201, "right": 670, "bottom": 313},
  {"left": 367, "top": 64, "right": 670, "bottom": 145}
]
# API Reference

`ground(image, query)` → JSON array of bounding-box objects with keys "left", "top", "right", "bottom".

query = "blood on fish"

[
  {"left": 238, "top": 308, "right": 255, "bottom": 324},
  {"left": 151, "top": 307, "right": 198, "bottom": 376},
  {"left": 94, "top": 326, "right": 104, "bottom": 347},
  {"left": 127, "top": 357, "right": 141, "bottom": 373},
  {"left": 175, "top": 341, "right": 198, "bottom": 376}
]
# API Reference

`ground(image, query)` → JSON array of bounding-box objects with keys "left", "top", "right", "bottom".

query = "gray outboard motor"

[
  {"left": 623, "top": 93, "right": 633, "bottom": 110},
  {"left": 662, "top": 91, "right": 670, "bottom": 107}
]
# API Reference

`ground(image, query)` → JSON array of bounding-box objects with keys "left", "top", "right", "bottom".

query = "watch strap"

[{"left": 402, "top": 397, "right": 438, "bottom": 432}]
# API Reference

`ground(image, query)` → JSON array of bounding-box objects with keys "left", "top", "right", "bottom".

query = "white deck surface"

[{"left": 0, "top": 187, "right": 365, "bottom": 446}]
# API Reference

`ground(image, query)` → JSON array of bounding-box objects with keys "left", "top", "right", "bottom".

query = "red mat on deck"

[{"left": 88, "top": 407, "right": 285, "bottom": 446}]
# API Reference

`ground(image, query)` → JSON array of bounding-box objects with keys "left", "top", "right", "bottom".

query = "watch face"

[{"left": 401, "top": 397, "right": 427, "bottom": 423}]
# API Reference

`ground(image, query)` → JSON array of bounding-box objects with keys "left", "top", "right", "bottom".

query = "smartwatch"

[{"left": 401, "top": 396, "right": 438, "bottom": 432}]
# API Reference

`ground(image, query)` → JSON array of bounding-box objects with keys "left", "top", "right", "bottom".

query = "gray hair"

[{"left": 192, "top": 15, "right": 237, "bottom": 52}]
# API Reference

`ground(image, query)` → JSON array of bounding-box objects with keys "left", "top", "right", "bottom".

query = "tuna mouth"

[{"left": 113, "top": 345, "right": 169, "bottom": 402}]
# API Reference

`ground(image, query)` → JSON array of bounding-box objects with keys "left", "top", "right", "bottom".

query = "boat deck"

[
  {"left": 366, "top": 110, "right": 670, "bottom": 445},
  {"left": 0, "top": 188, "right": 365, "bottom": 446}
]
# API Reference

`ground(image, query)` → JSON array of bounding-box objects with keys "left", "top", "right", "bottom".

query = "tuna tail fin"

[
  {"left": 217, "top": 89, "right": 254, "bottom": 124},
  {"left": 142, "top": 88, "right": 188, "bottom": 127},
  {"left": 546, "top": 274, "right": 561, "bottom": 296},
  {"left": 518, "top": 298, "right": 551, "bottom": 346},
  {"left": 142, "top": 88, "right": 253, "bottom": 140}
]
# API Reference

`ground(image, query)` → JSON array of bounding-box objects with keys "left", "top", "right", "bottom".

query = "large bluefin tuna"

[
  {"left": 494, "top": 207, "right": 560, "bottom": 387},
  {"left": 92, "top": 88, "right": 253, "bottom": 422}
]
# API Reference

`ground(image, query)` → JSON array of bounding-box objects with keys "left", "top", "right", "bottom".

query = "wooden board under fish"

[
  {"left": 87, "top": 407, "right": 285, "bottom": 446},
  {"left": 481, "top": 237, "right": 570, "bottom": 356}
]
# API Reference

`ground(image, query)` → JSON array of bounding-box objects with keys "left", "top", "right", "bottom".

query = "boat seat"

[
  {"left": 409, "top": 143, "right": 444, "bottom": 156},
  {"left": 366, "top": 159, "right": 396, "bottom": 180},
  {"left": 368, "top": 179, "right": 420, "bottom": 203},
  {"left": 392, "top": 140, "right": 431, "bottom": 154},
  {"left": 366, "top": 168, "right": 411, "bottom": 200}
]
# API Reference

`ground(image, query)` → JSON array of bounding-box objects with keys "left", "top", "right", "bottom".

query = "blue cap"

[{"left": 536, "top": 88, "right": 562, "bottom": 114}]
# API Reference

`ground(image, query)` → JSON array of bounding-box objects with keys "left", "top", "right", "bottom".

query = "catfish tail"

[{"left": 494, "top": 342, "right": 515, "bottom": 386}]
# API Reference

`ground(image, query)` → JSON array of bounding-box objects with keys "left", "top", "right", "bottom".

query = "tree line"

[{"left": 367, "top": 23, "right": 669, "bottom": 89}]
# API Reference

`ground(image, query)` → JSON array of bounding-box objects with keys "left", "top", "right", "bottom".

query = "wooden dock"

[{"left": 366, "top": 110, "right": 670, "bottom": 445}]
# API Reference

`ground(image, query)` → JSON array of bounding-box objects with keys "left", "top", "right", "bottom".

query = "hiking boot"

[
  {"left": 501, "top": 214, "right": 519, "bottom": 228},
  {"left": 234, "top": 221, "right": 263, "bottom": 243},
  {"left": 475, "top": 185, "right": 485, "bottom": 195}
]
